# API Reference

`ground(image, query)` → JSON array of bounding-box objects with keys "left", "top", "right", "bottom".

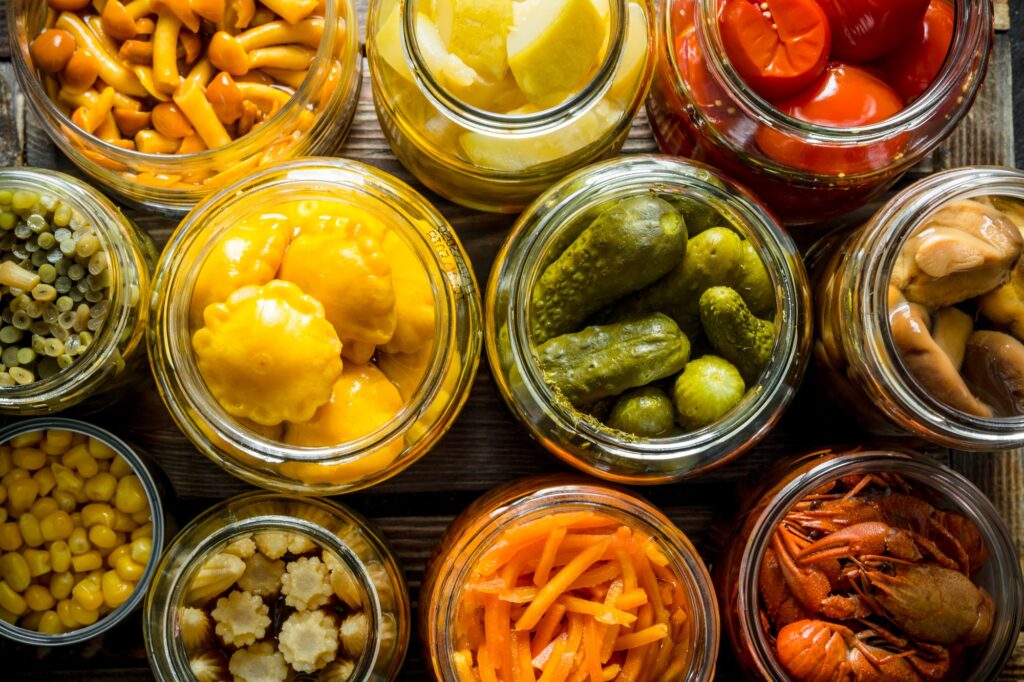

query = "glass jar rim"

[
  {"left": 0, "top": 168, "right": 145, "bottom": 409},
  {"left": 488, "top": 155, "right": 810, "bottom": 479},
  {"left": 734, "top": 449, "right": 1024, "bottom": 681},
  {"left": 670, "top": 0, "right": 990, "bottom": 144},
  {"left": 0, "top": 417, "right": 166, "bottom": 647},
  {"left": 849, "top": 166, "right": 1024, "bottom": 447}
]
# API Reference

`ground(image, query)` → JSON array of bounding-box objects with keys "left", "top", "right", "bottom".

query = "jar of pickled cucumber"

[
  {"left": 487, "top": 155, "right": 811, "bottom": 483},
  {"left": 367, "top": 0, "right": 656, "bottom": 213},
  {"left": 150, "top": 158, "right": 481, "bottom": 494},
  {"left": 0, "top": 169, "right": 154, "bottom": 415},
  {"left": 145, "top": 492, "right": 409, "bottom": 681}
]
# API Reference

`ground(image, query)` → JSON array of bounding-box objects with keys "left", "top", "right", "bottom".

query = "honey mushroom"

[{"left": 29, "top": 0, "right": 331, "bottom": 157}]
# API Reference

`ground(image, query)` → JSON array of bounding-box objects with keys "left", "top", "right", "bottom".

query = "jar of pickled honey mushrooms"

[{"left": 367, "top": 0, "right": 656, "bottom": 213}]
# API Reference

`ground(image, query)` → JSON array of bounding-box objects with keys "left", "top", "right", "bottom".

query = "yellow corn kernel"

[
  {"left": 0, "top": 553, "right": 30, "bottom": 592},
  {"left": 50, "top": 571, "right": 74, "bottom": 600},
  {"left": 69, "top": 599, "right": 98, "bottom": 625},
  {"left": 114, "top": 555, "right": 144, "bottom": 582},
  {"left": 109, "top": 456, "right": 132, "bottom": 479},
  {"left": 24, "top": 584, "right": 55, "bottom": 611},
  {"left": 0, "top": 523, "right": 22, "bottom": 552},
  {"left": 88, "top": 525, "right": 118, "bottom": 549},
  {"left": 51, "top": 463, "right": 83, "bottom": 494},
  {"left": 18, "top": 513, "right": 43, "bottom": 548},
  {"left": 0, "top": 581, "right": 27, "bottom": 615},
  {"left": 114, "top": 475, "right": 147, "bottom": 515},
  {"left": 130, "top": 523, "right": 152, "bottom": 542},
  {"left": 101, "top": 569, "right": 133, "bottom": 608},
  {"left": 0, "top": 448, "right": 11, "bottom": 477},
  {"left": 37, "top": 609, "right": 63, "bottom": 634},
  {"left": 8, "top": 478, "right": 39, "bottom": 512},
  {"left": 30, "top": 496, "right": 59, "bottom": 520},
  {"left": 1, "top": 468, "right": 28, "bottom": 487},
  {"left": 45, "top": 430, "right": 74, "bottom": 451},
  {"left": 33, "top": 468, "right": 56, "bottom": 497},
  {"left": 106, "top": 544, "right": 130, "bottom": 568},
  {"left": 10, "top": 432, "right": 42, "bottom": 449},
  {"left": 83, "top": 472, "right": 117, "bottom": 502},
  {"left": 71, "top": 551, "right": 102, "bottom": 573},
  {"left": 40, "top": 510, "right": 74, "bottom": 542},
  {"left": 68, "top": 527, "right": 90, "bottom": 555},
  {"left": 18, "top": 609, "right": 42, "bottom": 631},
  {"left": 50, "top": 540, "right": 72, "bottom": 574},
  {"left": 112, "top": 511, "right": 137, "bottom": 533},
  {"left": 23, "top": 548, "right": 51, "bottom": 577},
  {"left": 52, "top": 489, "right": 76, "bottom": 513},
  {"left": 0, "top": 605, "right": 15, "bottom": 624},
  {"left": 131, "top": 509, "right": 151, "bottom": 525},
  {"left": 12, "top": 448, "right": 47, "bottom": 471},
  {"left": 74, "top": 487, "right": 88, "bottom": 504},
  {"left": 129, "top": 537, "right": 152, "bottom": 565},
  {"left": 56, "top": 598, "right": 77, "bottom": 628},
  {"left": 81, "top": 503, "right": 116, "bottom": 529},
  {"left": 63, "top": 445, "right": 99, "bottom": 479},
  {"left": 71, "top": 575, "right": 103, "bottom": 611},
  {"left": 87, "top": 438, "right": 116, "bottom": 460},
  {"left": 70, "top": 511, "right": 82, "bottom": 527}
]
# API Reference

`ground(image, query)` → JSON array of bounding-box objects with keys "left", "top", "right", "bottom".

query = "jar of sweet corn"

[
  {"left": 145, "top": 492, "right": 409, "bottom": 681},
  {"left": 0, "top": 168, "right": 154, "bottom": 415},
  {"left": 367, "top": 0, "right": 656, "bottom": 212},
  {"left": 10, "top": 0, "right": 362, "bottom": 214},
  {"left": 150, "top": 158, "right": 482, "bottom": 494},
  {"left": 0, "top": 418, "right": 166, "bottom": 646}
]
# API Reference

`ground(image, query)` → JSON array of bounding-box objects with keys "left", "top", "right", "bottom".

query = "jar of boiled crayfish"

[{"left": 717, "top": 448, "right": 1023, "bottom": 681}]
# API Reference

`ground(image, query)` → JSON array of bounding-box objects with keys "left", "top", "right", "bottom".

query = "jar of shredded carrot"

[{"left": 420, "top": 476, "right": 719, "bottom": 681}]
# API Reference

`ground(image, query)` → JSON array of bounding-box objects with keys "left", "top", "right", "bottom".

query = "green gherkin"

[{"left": 699, "top": 286, "right": 775, "bottom": 385}]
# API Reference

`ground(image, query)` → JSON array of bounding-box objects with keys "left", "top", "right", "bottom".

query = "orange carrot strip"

[
  {"left": 643, "top": 539, "right": 670, "bottom": 567},
  {"left": 568, "top": 561, "right": 621, "bottom": 590},
  {"left": 534, "top": 526, "right": 568, "bottom": 586},
  {"left": 467, "top": 577, "right": 507, "bottom": 594},
  {"left": 635, "top": 552, "right": 667, "bottom": 625},
  {"left": 453, "top": 650, "right": 478, "bottom": 682},
  {"left": 548, "top": 614, "right": 584, "bottom": 682},
  {"left": 532, "top": 602, "right": 568, "bottom": 657},
  {"left": 614, "top": 624, "right": 670, "bottom": 651},
  {"left": 616, "top": 548, "right": 638, "bottom": 592},
  {"left": 659, "top": 582, "right": 674, "bottom": 608},
  {"left": 501, "top": 586, "right": 541, "bottom": 603},
  {"left": 584, "top": 617, "right": 605, "bottom": 682},
  {"left": 479, "top": 513, "right": 615, "bottom": 573},
  {"left": 615, "top": 588, "right": 649, "bottom": 611},
  {"left": 516, "top": 538, "right": 611, "bottom": 631},
  {"left": 516, "top": 631, "right": 536, "bottom": 682},
  {"left": 478, "top": 646, "right": 498, "bottom": 682},
  {"left": 620, "top": 604, "right": 655, "bottom": 681},
  {"left": 537, "top": 635, "right": 569, "bottom": 681},
  {"left": 602, "top": 665, "right": 622, "bottom": 681},
  {"left": 484, "top": 594, "right": 512, "bottom": 680},
  {"left": 562, "top": 596, "right": 638, "bottom": 626}
]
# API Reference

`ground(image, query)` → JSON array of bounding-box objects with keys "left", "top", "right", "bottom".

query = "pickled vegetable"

[
  {"left": 673, "top": 355, "right": 746, "bottom": 430},
  {"left": 699, "top": 286, "right": 775, "bottom": 385},
  {"left": 607, "top": 386, "right": 676, "bottom": 437}
]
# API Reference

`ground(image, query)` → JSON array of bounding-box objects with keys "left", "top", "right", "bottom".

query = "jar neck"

[
  {"left": 401, "top": 0, "right": 628, "bottom": 135},
  {"left": 841, "top": 167, "right": 1024, "bottom": 448}
]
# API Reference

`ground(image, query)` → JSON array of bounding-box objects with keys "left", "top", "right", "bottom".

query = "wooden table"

[{"left": 1, "top": 1, "right": 1021, "bottom": 679}]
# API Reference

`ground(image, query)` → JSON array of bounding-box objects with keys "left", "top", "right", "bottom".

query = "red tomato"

[
  {"left": 877, "top": 0, "right": 955, "bottom": 102},
  {"left": 718, "top": 0, "right": 831, "bottom": 101},
  {"left": 676, "top": 28, "right": 721, "bottom": 110},
  {"left": 757, "top": 63, "right": 906, "bottom": 174},
  {"left": 815, "top": 0, "right": 930, "bottom": 62}
]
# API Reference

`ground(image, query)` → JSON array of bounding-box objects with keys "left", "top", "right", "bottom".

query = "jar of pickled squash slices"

[
  {"left": 421, "top": 476, "right": 719, "bottom": 680},
  {"left": 0, "top": 169, "right": 153, "bottom": 415},
  {"left": 366, "top": 0, "right": 655, "bottom": 213},
  {"left": 9, "top": 0, "right": 361, "bottom": 214},
  {"left": 813, "top": 166, "right": 1024, "bottom": 450},
  {"left": 717, "top": 447, "right": 1023, "bottom": 681},
  {"left": 487, "top": 155, "right": 811, "bottom": 483},
  {"left": 150, "top": 158, "right": 481, "bottom": 495},
  {"left": 647, "top": 0, "right": 992, "bottom": 224},
  {"left": 145, "top": 492, "right": 409, "bottom": 681}
]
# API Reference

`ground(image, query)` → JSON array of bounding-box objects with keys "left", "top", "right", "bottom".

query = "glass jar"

[
  {"left": 487, "top": 155, "right": 811, "bottom": 483},
  {"left": 813, "top": 166, "right": 1024, "bottom": 450},
  {"left": 0, "top": 417, "right": 168, "bottom": 646},
  {"left": 366, "top": 0, "right": 656, "bottom": 213},
  {"left": 647, "top": 0, "right": 992, "bottom": 225},
  {"left": 717, "top": 447, "right": 1024, "bottom": 681},
  {"left": 145, "top": 491, "right": 409, "bottom": 681},
  {"left": 0, "top": 169, "right": 153, "bottom": 415},
  {"left": 150, "top": 157, "right": 481, "bottom": 494},
  {"left": 8, "top": 0, "right": 362, "bottom": 214},
  {"left": 420, "top": 475, "right": 719, "bottom": 680}
]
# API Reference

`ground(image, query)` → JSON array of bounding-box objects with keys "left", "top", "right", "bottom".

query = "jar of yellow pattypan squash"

[{"left": 149, "top": 158, "right": 482, "bottom": 495}]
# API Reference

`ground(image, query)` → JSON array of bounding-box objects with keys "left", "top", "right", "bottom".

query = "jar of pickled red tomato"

[
  {"left": 487, "top": 155, "right": 811, "bottom": 483},
  {"left": 648, "top": 0, "right": 992, "bottom": 224},
  {"left": 9, "top": 0, "right": 361, "bottom": 214},
  {"left": 717, "top": 448, "right": 1023, "bottom": 680},
  {"left": 366, "top": 0, "right": 655, "bottom": 213},
  {"left": 0, "top": 169, "right": 154, "bottom": 415},
  {"left": 149, "top": 158, "right": 481, "bottom": 494},
  {"left": 145, "top": 491, "right": 409, "bottom": 680},
  {"left": 813, "top": 166, "right": 1024, "bottom": 450},
  {"left": 421, "top": 476, "right": 719, "bottom": 680}
]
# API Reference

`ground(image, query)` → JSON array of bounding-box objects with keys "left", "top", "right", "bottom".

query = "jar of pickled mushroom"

[
  {"left": 145, "top": 491, "right": 409, "bottom": 681},
  {"left": 10, "top": 0, "right": 362, "bottom": 214},
  {"left": 647, "top": 0, "right": 992, "bottom": 224},
  {"left": 0, "top": 169, "right": 153, "bottom": 415},
  {"left": 150, "top": 157, "right": 481, "bottom": 494},
  {"left": 717, "top": 447, "right": 1024, "bottom": 681},
  {"left": 366, "top": 0, "right": 655, "bottom": 213},
  {"left": 813, "top": 166, "right": 1024, "bottom": 450},
  {"left": 487, "top": 155, "right": 811, "bottom": 483},
  {"left": 421, "top": 476, "right": 719, "bottom": 681}
]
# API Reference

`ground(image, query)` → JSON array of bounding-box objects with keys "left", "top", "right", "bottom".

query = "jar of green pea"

[{"left": 0, "top": 169, "right": 154, "bottom": 414}]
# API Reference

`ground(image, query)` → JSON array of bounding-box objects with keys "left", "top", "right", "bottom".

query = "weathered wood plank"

[{"left": 996, "top": 0, "right": 1011, "bottom": 32}]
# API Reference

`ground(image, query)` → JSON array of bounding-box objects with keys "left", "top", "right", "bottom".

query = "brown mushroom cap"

[
  {"left": 963, "top": 330, "right": 1024, "bottom": 416},
  {"left": 930, "top": 307, "right": 974, "bottom": 371}
]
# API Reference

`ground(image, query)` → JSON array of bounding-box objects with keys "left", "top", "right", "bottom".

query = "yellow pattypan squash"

[
  {"left": 285, "top": 199, "right": 391, "bottom": 244},
  {"left": 193, "top": 280, "right": 343, "bottom": 427},
  {"left": 189, "top": 213, "right": 292, "bottom": 330},
  {"left": 381, "top": 231, "right": 436, "bottom": 355},
  {"left": 279, "top": 221, "right": 397, "bottom": 364},
  {"left": 377, "top": 344, "right": 433, "bottom": 402}
]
